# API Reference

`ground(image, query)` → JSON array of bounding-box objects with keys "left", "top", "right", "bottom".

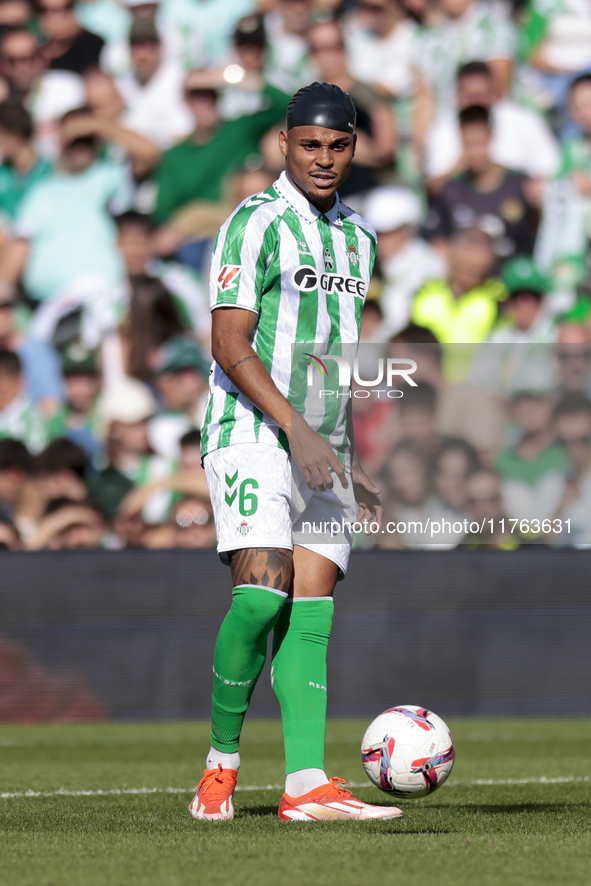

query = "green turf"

[{"left": 0, "top": 719, "right": 589, "bottom": 886}]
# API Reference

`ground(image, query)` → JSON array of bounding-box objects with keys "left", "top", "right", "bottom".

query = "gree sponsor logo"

[{"left": 292, "top": 265, "right": 366, "bottom": 298}]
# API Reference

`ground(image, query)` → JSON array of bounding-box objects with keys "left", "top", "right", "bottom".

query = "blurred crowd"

[{"left": 0, "top": 0, "right": 589, "bottom": 549}]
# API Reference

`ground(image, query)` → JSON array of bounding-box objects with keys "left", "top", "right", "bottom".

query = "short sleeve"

[{"left": 209, "top": 204, "right": 276, "bottom": 314}]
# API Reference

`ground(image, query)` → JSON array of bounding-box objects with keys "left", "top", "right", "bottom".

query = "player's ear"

[{"left": 278, "top": 129, "right": 288, "bottom": 158}]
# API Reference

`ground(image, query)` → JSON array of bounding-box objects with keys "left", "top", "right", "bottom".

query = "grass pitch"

[{"left": 0, "top": 718, "right": 589, "bottom": 886}]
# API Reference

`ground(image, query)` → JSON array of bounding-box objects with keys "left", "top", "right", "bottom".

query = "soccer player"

[{"left": 190, "top": 82, "right": 402, "bottom": 823}]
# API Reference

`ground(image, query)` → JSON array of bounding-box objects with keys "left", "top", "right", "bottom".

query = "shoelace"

[
  {"left": 197, "top": 763, "right": 235, "bottom": 802},
  {"left": 329, "top": 777, "right": 353, "bottom": 798}
]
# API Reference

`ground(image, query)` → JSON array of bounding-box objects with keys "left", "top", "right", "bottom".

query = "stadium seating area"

[{"left": 0, "top": 0, "right": 590, "bottom": 549}]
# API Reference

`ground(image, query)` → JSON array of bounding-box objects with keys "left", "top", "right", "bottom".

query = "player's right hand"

[{"left": 288, "top": 412, "right": 348, "bottom": 491}]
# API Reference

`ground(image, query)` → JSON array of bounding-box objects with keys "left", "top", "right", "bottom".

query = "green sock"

[
  {"left": 271, "top": 597, "right": 334, "bottom": 774},
  {"left": 211, "top": 584, "right": 287, "bottom": 753}
]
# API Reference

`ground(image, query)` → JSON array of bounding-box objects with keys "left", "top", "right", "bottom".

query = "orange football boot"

[
  {"left": 189, "top": 763, "right": 238, "bottom": 821},
  {"left": 278, "top": 777, "right": 403, "bottom": 821}
]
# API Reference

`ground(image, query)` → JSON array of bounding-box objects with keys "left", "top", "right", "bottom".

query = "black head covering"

[{"left": 286, "top": 81, "right": 356, "bottom": 135}]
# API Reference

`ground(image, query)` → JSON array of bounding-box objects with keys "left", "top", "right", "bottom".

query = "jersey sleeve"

[{"left": 209, "top": 203, "right": 275, "bottom": 314}]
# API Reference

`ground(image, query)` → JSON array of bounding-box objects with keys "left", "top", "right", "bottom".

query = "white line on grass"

[{"left": 0, "top": 776, "right": 588, "bottom": 800}]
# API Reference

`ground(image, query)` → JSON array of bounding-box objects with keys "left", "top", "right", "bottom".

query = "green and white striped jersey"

[{"left": 201, "top": 171, "right": 377, "bottom": 459}]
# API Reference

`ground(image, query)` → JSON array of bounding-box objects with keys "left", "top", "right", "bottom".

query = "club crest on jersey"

[
  {"left": 237, "top": 520, "right": 251, "bottom": 536},
  {"left": 347, "top": 244, "right": 359, "bottom": 266},
  {"left": 324, "top": 247, "right": 334, "bottom": 271},
  {"left": 218, "top": 265, "right": 241, "bottom": 291}
]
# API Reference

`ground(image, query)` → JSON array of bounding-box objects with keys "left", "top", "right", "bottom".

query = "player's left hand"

[{"left": 351, "top": 461, "right": 383, "bottom": 531}]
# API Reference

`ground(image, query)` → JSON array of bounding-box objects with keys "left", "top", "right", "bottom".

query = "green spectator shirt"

[
  {"left": 559, "top": 136, "right": 591, "bottom": 176},
  {"left": 153, "top": 84, "right": 290, "bottom": 225},
  {"left": 496, "top": 443, "right": 569, "bottom": 487}
]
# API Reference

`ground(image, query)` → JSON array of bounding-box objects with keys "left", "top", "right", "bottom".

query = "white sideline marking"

[{"left": 0, "top": 776, "right": 588, "bottom": 800}]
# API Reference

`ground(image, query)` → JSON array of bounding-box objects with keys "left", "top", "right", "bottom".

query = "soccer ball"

[{"left": 361, "top": 705, "right": 455, "bottom": 798}]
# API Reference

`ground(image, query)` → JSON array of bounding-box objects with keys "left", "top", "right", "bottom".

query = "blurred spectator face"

[
  {"left": 0, "top": 31, "right": 42, "bottom": 93},
  {"left": 461, "top": 120, "right": 492, "bottom": 176},
  {"left": 457, "top": 72, "right": 495, "bottom": 110},
  {"left": 377, "top": 225, "right": 413, "bottom": 261},
  {"left": 440, "top": 0, "right": 474, "bottom": 18},
  {"left": 386, "top": 447, "right": 429, "bottom": 506},
  {"left": 0, "top": 365, "right": 21, "bottom": 410},
  {"left": 48, "top": 503, "right": 104, "bottom": 550},
  {"left": 511, "top": 393, "right": 554, "bottom": 435},
  {"left": 85, "top": 71, "right": 125, "bottom": 121},
  {"left": 131, "top": 39, "right": 161, "bottom": 85},
  {"left": 0, "top": 121, "right": 25, "bottom": 164},
  {"left": 360, "top": 301, "right": 383, "bottom": 340},
  {"left": 110, "top": 419, "right": 150, "bottom": 455},
  {"left": 236, "top": 43, "right": 265, "bottom": 74},
  {"left": 504, "top": 291, "right": 544, "bottom": 332},
  {"left": 179, "top": 442, "right": 202, "bottom": 474},
  {"left": 0, "top": 464, "right": 26, "bottom": 504},
  {"left": 60, "top": 115, "right": 98, "bottom": 174},
  {"left": 400, "top": 405, "right": 436, "bottom": 447},
  {"left": 309, "top": 22, "right": 346, "bottom": 80},
  {"left": 131, "top": 2, "right": 159, "bottom": 17},
  {"left": 117, "top": 222, "right": 153, "bottom": 276},
  {"left": 37, "top": 0, "right": 79, "bottom": 41},
  {"left": 156, "top": 368, "right": 205, "bottom": 412},
  {"left": 64, "top": 373, "right": 101, "bottom": 414},
  {"left": 449, "top": 232, "right": 495, "bottom": 293},
  {"left": 358, "top": 0, "right": 400, "bottom": 36},
  {"left": 569, "top": 80, "right": 591, "bottom": 135},
  {"left": 0, "top": 520, "right": 20, "bottom": 549},
  {"left": 61, "top": 512, "right": 103, "bottom": 549},
  {"left": 232, "top": 167, "right": 275, "bottom": 207},
  {"left": 556, "top": 339, "right": 591, "bottom": 391},
  {"left": 554, "top": 409, "right": 591, "bottom": 474},
  {"left": 35, "top": 468, "right": 86, "bottom": 504},
  {"left": 387, "top": 341, "right": 443, "bottom": 387},
  {"left": 113, "top": 510, "right": 145, "bottom": 547},
  {"left": 183, "top": 77, "right": 220, "bottom": 131},
  {"left": 0, "top": 0, "right": 33, "bottom": 28},
  {"left": 434, "top": 448, "right": 472, "bottom": 510},
  {"left": 172, "top": 496, "right": 216, "bottom": 548},
  {"left": 465, "top": 470, "right": 503, "bottom": 523},
  {"left": 280, "top": 0, "right": 313, "bottom": 35}
]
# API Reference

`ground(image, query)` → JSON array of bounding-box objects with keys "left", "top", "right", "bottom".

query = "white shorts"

[{"left": 204, "top": 442, "right": 357, "bottom": 577}]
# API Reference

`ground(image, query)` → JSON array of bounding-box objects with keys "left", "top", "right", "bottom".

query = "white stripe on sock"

[
  {"left": 234, "top": 585, "right": 288, "bottom": 598},
  {"left": 289, "top": 596, "right": 333, "bottom": 603}
]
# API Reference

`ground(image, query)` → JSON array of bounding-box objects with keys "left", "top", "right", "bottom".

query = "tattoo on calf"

[{"left": 230, "top": 547, "right": 293, "bottom": 592}]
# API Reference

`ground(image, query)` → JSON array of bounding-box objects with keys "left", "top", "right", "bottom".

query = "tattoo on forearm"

[
  {"left": 225, "top": 354, "right": 258, "bottom": 376},
  {"left": 230, "top": 547, "right": 293, "bottom": 592}
]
